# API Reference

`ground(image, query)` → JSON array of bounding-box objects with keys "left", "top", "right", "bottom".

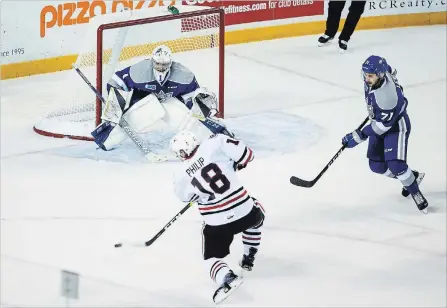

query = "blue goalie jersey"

[{"left": 107, "top": 60, "right": 200, "bottom": 107}]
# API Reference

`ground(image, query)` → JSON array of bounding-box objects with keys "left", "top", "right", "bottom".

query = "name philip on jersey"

[{"left": 186, "top": 157, "right": 205, "bottom": 177}]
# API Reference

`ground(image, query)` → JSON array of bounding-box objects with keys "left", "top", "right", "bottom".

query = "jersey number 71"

[{"left": 381, "top": 112, "right": 394, "bottom": 121}]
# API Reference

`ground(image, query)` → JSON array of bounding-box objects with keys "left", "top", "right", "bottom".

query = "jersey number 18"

[{"left": 191, "top": 163, "right": 230, "bottom": 201}]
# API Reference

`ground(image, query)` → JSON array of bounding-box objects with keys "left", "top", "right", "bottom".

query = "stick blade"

[
  {"left": 113, "top": 241, "right": 147, "bottom": 248},
  {"left": 289, "top": 176, "right": 315, "bottom": 188}
]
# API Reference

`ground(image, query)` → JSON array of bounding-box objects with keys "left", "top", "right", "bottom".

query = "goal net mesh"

[{"left": 34, "top": 5, "right": 222, "bottom": 140}]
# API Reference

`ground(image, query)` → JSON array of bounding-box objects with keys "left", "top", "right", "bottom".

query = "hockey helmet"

[
  {"left": 362, "top": 55, "right": 388, "bottom": 78},
  {"left": 170, "top": 130, "right": 200, "bottom": 161},
  {"left": 151, "top": 45, "right": 173, "bottom": 83}
]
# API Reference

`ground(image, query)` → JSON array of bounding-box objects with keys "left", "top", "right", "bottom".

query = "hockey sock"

[
  {"left": 388, "top": 160, "right": 418, "bottom": 193},
  {"left": 207, "top": 258, "right": 231, "bottom": 285},
  {"left": 242, "top": 221, "right": 262, "bottom": 255}
]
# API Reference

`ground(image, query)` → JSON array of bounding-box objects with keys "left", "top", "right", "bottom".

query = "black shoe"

[
  {"left": 402, "top": 171, "right": 425, "bottom": 197},
  {"left": 239, "top": 247, "right": 258, "bottom": 271},
  {"left": 411, "top": 191, "right": 428, "bottom": 213},
  {"left": 338, "top": 40, "right": 348, "bottom": 53},
  {"left": 318, "top": 34, "right": 333, "bottom": 46}
]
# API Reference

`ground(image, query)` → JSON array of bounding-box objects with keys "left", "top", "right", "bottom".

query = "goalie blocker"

[{"left": 91, "top": 87, "right": 233, "bottom": 151}]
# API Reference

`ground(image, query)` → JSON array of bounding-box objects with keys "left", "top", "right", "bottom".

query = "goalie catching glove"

[{"left": 190, "top": 87, "right": 219, "bottom": 119}]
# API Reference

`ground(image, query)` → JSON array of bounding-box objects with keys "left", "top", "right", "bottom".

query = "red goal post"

[{"left": 34, "top": 6, "right": 225, "bottom": 141}]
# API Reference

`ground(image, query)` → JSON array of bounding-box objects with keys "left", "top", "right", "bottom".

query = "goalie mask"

[
  {"left": 170, "top": 130, "right": 199, "bottom": 161},
  {"left": 151, "top": 45, "right": 173, "bottom": 84}
]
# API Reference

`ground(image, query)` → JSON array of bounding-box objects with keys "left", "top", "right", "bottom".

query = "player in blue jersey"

[
  {"left": 107, "top": 45, "right": 200, "bottom": 108},
  {"left": 91, "top": 45, "right": 233, "bottom": 153},
  {"left": 342, "top": 55, "right": 428, "bottom": 213}
]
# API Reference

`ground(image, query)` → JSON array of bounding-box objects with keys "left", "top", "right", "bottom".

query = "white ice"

[{"left": 1, "top": 25, "right": 446, "bottom": 307}]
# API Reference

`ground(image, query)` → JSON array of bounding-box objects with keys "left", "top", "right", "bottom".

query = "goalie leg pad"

[
  {"left": 93, "top": 94, "right": 166, "bottom": 151},
  {"left": 161, "top": 97, "right": 217, "bottom": 141},
  {"left": 123, "top": 93, "right": 166, "bottom": 132},
  {"left": 162, "top": 97, "right": 234, "bottom": 138},
  {"left": 91, "top": 121, "right": 122, "bottom": 151},
  {"left": 101, "top": 87, "right": 127, "bottom": 124},
  {"left": 161, "top": 97, "right": 197, "bottom": 130}
]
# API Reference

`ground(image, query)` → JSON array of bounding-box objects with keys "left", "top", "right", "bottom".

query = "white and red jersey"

[{"left": 173, "top": 134, "right": 254, "bottom": 226}]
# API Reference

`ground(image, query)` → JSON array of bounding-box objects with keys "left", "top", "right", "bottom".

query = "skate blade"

[
  {"left": 318, "top": 41, "right": 332, "bottom": 47},
  {"left": 418, "top": 173, "right": 426, "bottom": 183},
  {"left": 213, "top": 277, "right": 243, "bottom": 305},
  {"left": 145, "top": 153, "right": 168, "bottom": 163},
  {"left": 238, "top": 262, "right": 253, "bottom": 272},
  {"left": 236, "top": 266, "right": 251, "bottom": 278},
  {"left": 420, "top": 207, "right": 428, "bottom": 214}
]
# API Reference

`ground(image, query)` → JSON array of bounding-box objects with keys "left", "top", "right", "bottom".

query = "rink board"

[{"left": 0, "top": 0, "right": 446, "bottom": 79}]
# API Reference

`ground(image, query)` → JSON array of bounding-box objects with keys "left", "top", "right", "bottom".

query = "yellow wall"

[
  {"left": 1, "top": 11, "right": 445, "bottom": 80},
  {"left": 226, "top": 11, "right": 446, "bottom": 45}
]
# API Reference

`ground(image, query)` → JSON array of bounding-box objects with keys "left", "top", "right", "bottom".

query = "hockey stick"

[
  {"left": 114, "top": 200, "right": 195, "bottom": 248},
  {"left": 290, "top": 117, "right": 369, "bottom": 188},
  {"left": 73, "top": 66, "right": 166, "bottom": 162}
]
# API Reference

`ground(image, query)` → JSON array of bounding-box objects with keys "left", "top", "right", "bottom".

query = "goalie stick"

[
  {"left": 290, "top": 117, "right": 369, "bottom": 188},
  {"left": 114, "top": 200, "right": 195, "bottom": 248},
  {"left": 73, "top": 66, "right": 166, "bottom": 162}
]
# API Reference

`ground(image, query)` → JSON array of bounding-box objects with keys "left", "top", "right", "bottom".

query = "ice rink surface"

[{"left": 1, "top": 25, "right": 446, "bottom": 307}]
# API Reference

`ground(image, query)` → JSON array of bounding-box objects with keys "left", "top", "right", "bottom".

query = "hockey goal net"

[{"left": 34, "top": 6, "right": 225, "bottom": 141}]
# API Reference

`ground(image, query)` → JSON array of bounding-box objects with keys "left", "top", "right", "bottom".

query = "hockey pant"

[
  {"left": 367, "top": 117, "right": 419, "bottom": 194},
  {"left": 202, "top": 199, "right": 265, "bottom": 285}
]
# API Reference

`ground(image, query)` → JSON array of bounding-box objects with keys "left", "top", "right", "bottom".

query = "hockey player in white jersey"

[
  {"left": 91, "top": 45, "right": 233, "bottom": 155},
  {"left": 170, "top": 131, "right": 266, "bottom": 304}
]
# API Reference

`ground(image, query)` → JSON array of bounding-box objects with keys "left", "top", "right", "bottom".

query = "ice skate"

[
  {"left": 411, "top": 190, "right": 428, "bottom": 214},
  {"left": 338, "top": 40, "right": 348, "bottom": 53},
  {"left": 318, "top": 34, "right": 333, "bottom": 47},
  {"left": 402, "top": 171, "right": 425, "bottom": 197},
  {"left": 212, "top": 271, "right": 243, "bottom": 304},
  {"left": 239, "top": 247, "right": 258, "bottom": 271}
]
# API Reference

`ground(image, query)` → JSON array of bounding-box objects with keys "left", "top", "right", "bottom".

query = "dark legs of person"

[{"left": 339, "top": 1, "right": 367, "bottom": 42}]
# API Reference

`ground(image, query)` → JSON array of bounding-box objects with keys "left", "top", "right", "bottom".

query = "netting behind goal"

[{"left": 34, "top": 6, "right": 224, "bottom": 141}]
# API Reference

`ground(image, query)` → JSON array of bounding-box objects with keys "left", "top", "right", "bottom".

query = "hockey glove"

[
  {"left": 233, "top": 162, "right": 247, "bottom": 171},
  {"left": 342, "top": 129, "right": 367, "bottom": 148}
]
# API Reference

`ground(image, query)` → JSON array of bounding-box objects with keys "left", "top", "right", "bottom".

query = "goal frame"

[
  {"left": 33, "top": 7, "right": 225, "bottom": 141},
  {"left": 95, "top": 7, "right": 226, "bottom": 127}
]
